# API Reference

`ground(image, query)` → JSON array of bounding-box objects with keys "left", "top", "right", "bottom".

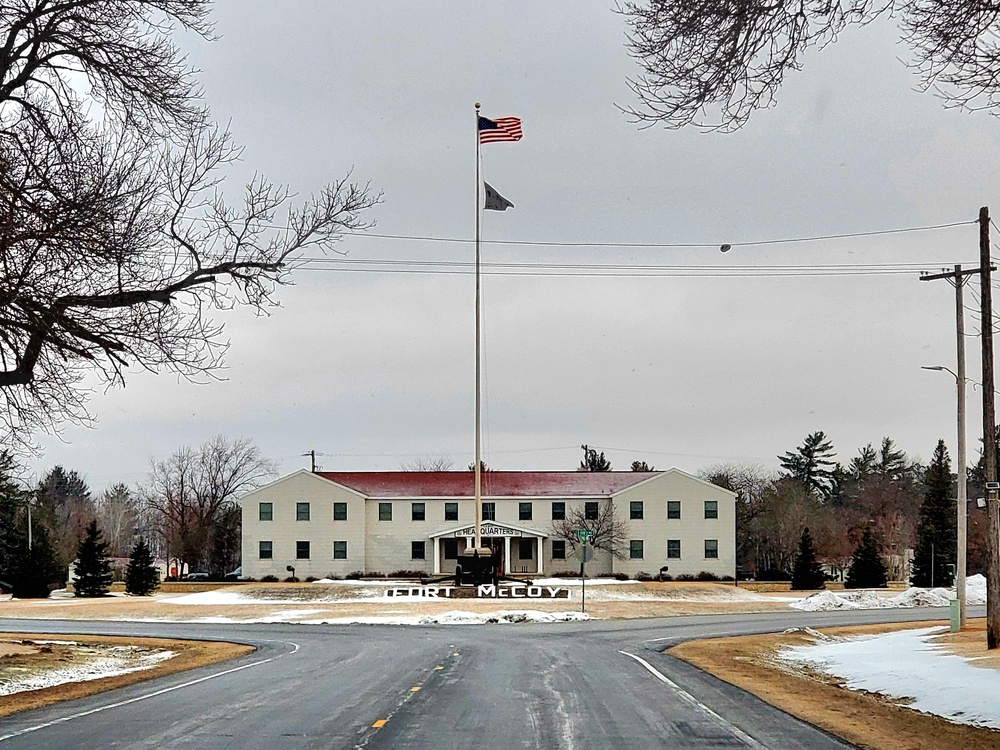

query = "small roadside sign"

[{"left": 575, "top": 543, "right": 594, "bottom": 563}]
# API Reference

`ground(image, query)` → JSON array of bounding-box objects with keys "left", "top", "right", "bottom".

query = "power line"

[
  {"left": 597, "top": 445, "right": 774, "bottom": 462},
  {"left": 338, "top": 219, "right": 972, "bottom": 250},
  {"left": 290, "top": 256, "right": 965, "bottom": 278}
]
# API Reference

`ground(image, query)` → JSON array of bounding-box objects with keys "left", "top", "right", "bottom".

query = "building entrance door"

[{"left": 483, "top": 537, "right": 504, "bottom": 575}]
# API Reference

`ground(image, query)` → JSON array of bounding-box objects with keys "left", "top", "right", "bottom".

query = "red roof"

[{"left": 317, "top": 471, "right": 659, "bottom": 498}]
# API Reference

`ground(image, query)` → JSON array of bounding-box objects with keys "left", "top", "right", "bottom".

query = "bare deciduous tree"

[
  {"left": 95, "top": 483, "right": 140, "bottom": 558},
  {"left": 750, "top": 478, "right": 820, "bottom": 574},
  {"left": 700, "top": 462, "right": 777, "bottom": 570},
  {"left": 620, "top": 2, "right": 1000, "bottom": 130},
  {"left": 143, "top": 435, "right": 275, "bottom": 573},
  {"left": 551, "top": 500, "right": 628, "bottom": 559},
  {"left": 0, "top": 1, "right": 379, "bottom": 451},
  {"left": 400, "top": 457, "right": 454, "bottom": 471}
]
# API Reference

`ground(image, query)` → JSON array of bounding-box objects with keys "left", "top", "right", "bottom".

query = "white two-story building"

[{"left": 238, "top": 469, "right": 736, "bottom": 580}]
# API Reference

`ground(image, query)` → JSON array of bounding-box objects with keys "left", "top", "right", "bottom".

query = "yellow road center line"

[
  {"left": 410, "top": 686, "right": 420, "bottom": 691},
  {"left": 435, "top": 666, "right": 444, "bottom": 670},
  {"left": 372, "top": 719, "right": 387, "bottom": 728}
]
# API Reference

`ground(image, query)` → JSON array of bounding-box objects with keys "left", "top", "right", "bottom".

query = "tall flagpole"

[{"left": 474, "top": 102, "right": 482, "bottom": 551}]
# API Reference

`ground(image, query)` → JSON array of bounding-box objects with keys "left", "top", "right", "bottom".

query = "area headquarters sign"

[{"left": 451, "top": 523, "right": 523, "bottom": 537}]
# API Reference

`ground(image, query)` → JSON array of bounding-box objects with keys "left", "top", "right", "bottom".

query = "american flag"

[{"left": 479, "top": 116, "right": 522, "bottom": 144}]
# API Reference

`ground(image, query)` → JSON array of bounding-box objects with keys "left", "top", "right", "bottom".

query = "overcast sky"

[{"left": 27, "top": 2, "right": 1000, "bottom": 491}]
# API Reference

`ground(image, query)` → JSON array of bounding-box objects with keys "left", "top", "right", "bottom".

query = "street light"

[{"left": 922, "top": 364, "right": 968, "bottom": 627}]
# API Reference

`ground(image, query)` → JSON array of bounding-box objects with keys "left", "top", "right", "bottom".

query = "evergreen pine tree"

[
  {"left": 579, "top": 445, "right": 612, "bottom": 471},
  {"left": 125, "top": 537, "right": 159, "bottom": 596},
  {"left": 8, "top": 523, "right": 61, "bottom": 598},
  {"left": 911, "top": 439, "right": 957, "bottom": 588},
  {"left": 778, "top": 431, "right": 838, "bottom": 498},
  {"left": 36, "top": 466, "right": 94, "bottom": 572},
  {"left": 73, "top": 519, "right": 113, "bottom": 597},
  {"left": 0, "top": 452, "right": 26, "bottom": 579},
  {"left": 845, "top": 525, "right": 888, "bottom": 589},
  {"left": 791, "top": 527, "right": 826, "bottom": 590}
]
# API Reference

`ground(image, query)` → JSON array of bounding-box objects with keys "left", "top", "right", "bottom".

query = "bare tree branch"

[
  {"left": 550, "top": 500, "right": 628, "bottom": 559},
  {"left": 619, "top": 2, "right": 973, "bottom": 131},
  {"left": 0, "top": 2, "right": 380, "bottom": 452}
]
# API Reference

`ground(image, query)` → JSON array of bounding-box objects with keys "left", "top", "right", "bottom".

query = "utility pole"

[
  {"left": 979, "top": 206, "right": 1000, "bottom": 650},
  {"left": 920, "top": 263, "right": 979, "bottom": 627},
  {"left": 302, "top": 450, "right": 317, "bottom": 473}
]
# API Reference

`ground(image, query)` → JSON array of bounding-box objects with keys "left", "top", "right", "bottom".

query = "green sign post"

[{"left": 576, "top": 538, "right": 594, "bottom": 613}]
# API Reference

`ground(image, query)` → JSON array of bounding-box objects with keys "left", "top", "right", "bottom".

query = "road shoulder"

[{"left": 670, "top": 620, "right": 1000, "bottom": 750}]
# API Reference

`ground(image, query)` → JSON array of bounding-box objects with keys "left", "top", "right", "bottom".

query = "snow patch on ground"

[
  {"left": 310, "top": 579, "right": 425, "bottom": 587},
  {"left": 531, "top": 578, "right": 630, "bottom": 587},
  {"left": 779, "top": 626, "right": 1000, "bottom": 729},
  {"left": 183, "top": 609, "right": 326, "bottom": 624},
  {"left": 0, "top": 647, "right": 174, "bottom": 696},
  {"left": 151, "top": 576, "right": 989, "bottom": 612},
  {"left": 165, "top": 580, "right": 781, "bottom": 606},
  {"left": 163, "top": 591, "right": 286, "bottom": 606},
  {"left": 298, "top": 610, "right": 594, "bottom": 625},
  {"left": 591, "top": 586, "right": 775, "bottom": 603}
]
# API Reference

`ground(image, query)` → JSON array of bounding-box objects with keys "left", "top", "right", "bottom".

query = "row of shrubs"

[
  {"left": 245, "top": 570, "right": 428, "bottom": 583},
  {"left": 544, "top": 570, "right": 735, "bottom": 582},
  {"left": 242, "top": 570, "right": 738, "bottom": 584}
]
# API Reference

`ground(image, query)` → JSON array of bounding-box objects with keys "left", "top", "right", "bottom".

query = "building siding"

[
  {"left": 611, "top": 472, "right": 736, "bottom": 578},
  {"left": 238, "top": 469, "right": 735, "bottom": 581},
  {"left": 240, "top": 471, "right": 367, "bottom": 579}
]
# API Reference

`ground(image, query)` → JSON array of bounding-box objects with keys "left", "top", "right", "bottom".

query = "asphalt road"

[{"left": 0, "top": 606, "right": 978, "bottom": 749}]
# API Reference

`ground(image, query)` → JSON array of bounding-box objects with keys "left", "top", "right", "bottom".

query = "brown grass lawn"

[
  {"left": 671, "top": 620, "right": 1000, "bottom": 750},
  {"left": 0, "top": 581, "right": 803, "bottom": 623},
  {"left": 0, "top": 633, "right": 254, "bottom": 718}
]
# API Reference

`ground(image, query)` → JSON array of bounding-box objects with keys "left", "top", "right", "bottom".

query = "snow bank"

[
  {"left": 890, "top": 587, "right": 953, "bottom": 608},
  {"left": 967, "top": 573, "right": 987, "bottom": 605},
  {"left": 792, "top": 581, "right": 969, "bottom": 612},
  {"left": 792, "top": 590, "right": 874, "bottom": 612},
  {"left": 779, "top": 626, "right": 1000, "bottom": 729}
]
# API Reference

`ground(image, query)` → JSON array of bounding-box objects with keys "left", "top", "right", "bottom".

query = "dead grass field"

[
  {"left": 0, "top": 581, "right": 802, "bottom": 623},
  {"left": 0, "top": 633, "right": 254, "bottom": 718},
  {"left": 671, "top": 620, "right": 1000, "bottom": 750}
]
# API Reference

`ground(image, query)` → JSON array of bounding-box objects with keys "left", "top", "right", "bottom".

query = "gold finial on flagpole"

[{"left": 475, "top": 102, "right": 480, "bottom": 109}]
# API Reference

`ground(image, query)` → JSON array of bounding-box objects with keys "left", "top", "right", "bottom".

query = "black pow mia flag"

[{"left": 484, "top": 182, "right": 514, "bottom": 211}]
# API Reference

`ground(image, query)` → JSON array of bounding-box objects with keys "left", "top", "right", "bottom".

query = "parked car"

[
  {"left": 0, "top": 580, "right": 12, "bottom": 594},
  {"left": 225, "top": 566, "right": 242, "bottom": 581},
  {"left": 185, "top": 572, "right": 210, "bottom": 581}
]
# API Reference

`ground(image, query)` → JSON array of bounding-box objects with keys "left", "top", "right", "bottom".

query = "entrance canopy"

[{"left": 429, "top": 522, "right": 547, "bottom": 539}]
